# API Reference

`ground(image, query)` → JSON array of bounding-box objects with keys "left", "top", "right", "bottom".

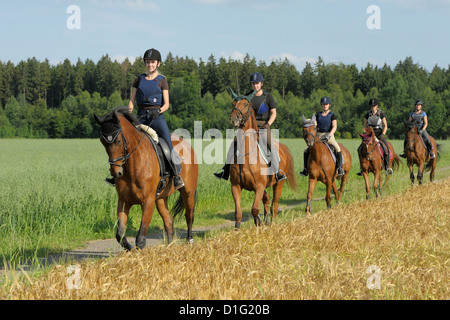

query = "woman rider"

[
  {"left": 399, "top": 100, "right": 435, "bottom": 159},
  {"left": 105, "top": 48, "right": 184, "bottom": 190},
  {"left": 357, "top": 98, "right": 393, "bottom": 176},
  {"left": 299, "top": 96, "right": 345, "bottom": 177},
  {"left": 214, "top": 72, "right": 287, "bottom": 182}
]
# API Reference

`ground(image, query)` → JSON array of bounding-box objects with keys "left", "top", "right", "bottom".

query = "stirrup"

[
  {"left": 336, "top": 168, "right": 345, "bottom": 177},
  {"left": 385, "top": 168, "right": 393, "bottom": 175},
  {"left": 356, "top": 170, "right": 363, "bottom": 176},
  {"left": 429, "top": 152, "right": 435, "bottom": 159},
  {"left": 275, "top": 170, "right": 287, "bottom": 182},
  {"left": 299, "top": 168, "right": 308, "bottom": 177},
  {"left": 173, "top": 176, "right": 184, "bottom": 190},
  {"left": 399, "top": 152, "right": 406, "bottom": 158}
]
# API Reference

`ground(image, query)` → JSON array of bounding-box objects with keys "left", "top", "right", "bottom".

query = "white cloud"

[
  {"left": 89, "top": 0, "right": 160, "bottom": 12},
  {"left": 113, "top": 54, "right": 138, "bottom": 63}
]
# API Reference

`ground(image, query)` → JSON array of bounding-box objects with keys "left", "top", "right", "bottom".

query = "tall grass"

[
  {"left": 1, "top": 138, "right": 449, "bottom": 268},
  {"left": 2, "top": 178, "right": 448, "bottom": 300}
]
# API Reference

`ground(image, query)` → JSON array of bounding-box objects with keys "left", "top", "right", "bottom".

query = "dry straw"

[{"left": 2, "top": 179, "right": 449, "bottom": 300}]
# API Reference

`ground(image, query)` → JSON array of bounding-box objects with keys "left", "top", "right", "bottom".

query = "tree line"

[{"left": 0, "top": 54, "right": 449, "bottom": 139}]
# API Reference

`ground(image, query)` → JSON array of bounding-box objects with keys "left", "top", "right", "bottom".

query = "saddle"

[
  {"left": 321, "top": 142, "right": 344, "bottom": 165},
  {"left": 138, "top": 124, "right": 171, "bottom": 197},
  {"left": 377, "top": 140, "right": 393, "bottom": 161}
]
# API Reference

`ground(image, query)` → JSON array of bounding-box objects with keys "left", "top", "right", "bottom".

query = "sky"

[{"left": 1, "top": 0, "right": 449, "bottom": 72}]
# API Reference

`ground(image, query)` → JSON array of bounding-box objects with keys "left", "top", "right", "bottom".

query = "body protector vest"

[
  {"left": 411, "top": 111, "right": 426, "bottom": 129},
  {"left": 136, "top": 74, "right": 164, "bottom": 107},
  {"left": 317, "top": 112, "right": 334, "bottom": 133},
  {"left": 367, "top": 109, "right": 383, "bottom": 129},
  {"left": 252, "top": 91, "right": 270, "bottom": 121}
]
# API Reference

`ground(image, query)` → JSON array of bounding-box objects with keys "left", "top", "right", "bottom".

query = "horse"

[
  {"left": 302, "top": 116, "right": 352, "bottom": 215},
  {"left": 358, "top": 126, "right": 401, "bottom": 199},
  {"left": 403, "top": 119, "right": 439, "bottom": 185},
  {"left": 229, "top": 93, "right": 297, "bottom": 228},
  {"left": 94, "top": 107, "right": 198, "bottom": 250}
]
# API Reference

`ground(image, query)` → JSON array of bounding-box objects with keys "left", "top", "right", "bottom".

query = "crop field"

[{"left": 0, "top": 138, "right": 449, "bottom": 299}]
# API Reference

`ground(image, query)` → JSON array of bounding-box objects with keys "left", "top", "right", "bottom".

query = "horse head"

[
  {"left": 229, "top": 89, "right": 257, "bottom": 129},
  {"left": 94, "top": 107, "right": 134, "bottom": 179},
  {"left": 404, "top": 118, "right": 418, "bottom": 152},
  {"left": 302, "top": 114, "right": 317, "bottom": 147},
  {"left": 358, "top": 128, "right": 376, "bottom": 154}
]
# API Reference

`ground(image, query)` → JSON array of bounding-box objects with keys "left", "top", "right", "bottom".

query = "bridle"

[
  {"left": 404, "top": 125, "right": 417, "bottom": 153},
  {"left": 101, "top": 125, "right": 143, "bottom": 168},
  {"left": 360, "top": 136, "right": 378, "bottom": 161},
  {"left": 231, "top": 99, "right": 252, "bottom": 128}
]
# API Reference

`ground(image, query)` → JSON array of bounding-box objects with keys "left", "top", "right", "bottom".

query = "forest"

[{"left": 0, "top": 53, "right": 449, "bottom": 139}]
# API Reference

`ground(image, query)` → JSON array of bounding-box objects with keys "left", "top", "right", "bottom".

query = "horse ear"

[
  {"left": 229, "top": 88, "right": 238, "bottom": 99},
  {"left": 246, "top": 90, "right": 257, "bottom": 102},
  {"left": 94, "top": 114, "right": 102, "bottom": 125},
  {"left": 358, "top": 133, "right": 364, "bottom": 138},
  {"left": 311, "top": 114, "right": 316, "bottom": 123},
  {"left": 302, "top": 115, "right": 306, "bottom": 124}
]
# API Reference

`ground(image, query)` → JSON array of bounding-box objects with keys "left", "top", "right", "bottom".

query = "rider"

[
  {"left": 105, "top": 48, "right": 184, "bottom": 190},
  {"left": 399, "top": 100, "right": 435, "bottom": 159},
  {"left": 357, "top": 98, "right": 393, "bottom": 176},
  {"left": 213, "top": 72, "right": 287, "bottom": 182},
  {"left": 299, "top": 96, "right": 345, "bottom": 177}
]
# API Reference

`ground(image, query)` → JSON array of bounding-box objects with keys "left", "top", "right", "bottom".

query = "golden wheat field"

[{"left": 2, "top": 179, "right": 449, "bottom": 300}]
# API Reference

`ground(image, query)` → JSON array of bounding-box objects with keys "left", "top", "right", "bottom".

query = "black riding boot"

[
  {"left": 171, "top": 154, "right": 184, "bottom": 190},
  {"left": 425, "top": 139, "right": 435, "bottom": 158},
  {"left": 299, "top": 148, "right": 309, "bottom": 176},
  {"left": 105, "top": 176, "right": 115, "bottom": 186},
  {"left": 383, "top": 147, "right": 393, "bottom": 175},
  {"left": 336, "top": 152, "right": 345, "bottom": 176},
  {"left": 214, "top": 164, "right": 230, "bottom": 180}
]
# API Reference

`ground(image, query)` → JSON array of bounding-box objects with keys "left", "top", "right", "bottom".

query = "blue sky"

[{"left": 1, "top": 0, "right": 449, "bottom": 72}]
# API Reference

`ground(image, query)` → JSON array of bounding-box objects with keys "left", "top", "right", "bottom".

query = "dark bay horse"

[
  {"left": 404, "top": 119, "right": 438, "bottom": 185},
  {"left": 95, "top": 107, "right": 198, "bottom": 250},
  {"left": 358, "top": 127, "right": 400, "bottom": 199},
  {"left": 229, "top": 94, "right": 297, "bottom": 228},
  {"left": 302, "top": 118, "right": 352, "bottom": 215}
]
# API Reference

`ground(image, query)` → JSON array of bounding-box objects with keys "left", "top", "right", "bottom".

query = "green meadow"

[{"left": 1, "top": 138, "right": 449, "bottom": 267}]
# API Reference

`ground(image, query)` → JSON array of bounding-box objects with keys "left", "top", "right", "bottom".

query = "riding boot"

[
  {"left": 425, "top": 139, "right": 435, "bottom": 158},
  {"left": 105, "top": 176, "right": 115, "bottom": 186},
  {"left": 336, "top": 152, "right": 345, "bottom": 176},
  {"left": 171, "top": 153, "right": 184, "bottom": 190},
  {"left": 268, "top": 146, "right": 287, "bottom": 182},
  {"left": 383, "top": 147, "right": 393, "bottom": 175},
  {"left": 299, "top": 148, "right": 309, "bottom": 176},
  {"left": 214, "top": 164, "right": 230, "bottom": 180}
]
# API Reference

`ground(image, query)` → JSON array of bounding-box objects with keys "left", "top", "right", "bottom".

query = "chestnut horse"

[
  {"left": 95, "top": 107, "right": 198, "bottom": 250},
  {"left": 403, "top": 119, "right": 438, "bottom": 185},
  {"left": 229, "top": 94, "right": 296, "bottom": 228},
  {"left": 302, "top": 118, "right": 352, "bottom": 214},
  {"left": 358, "top": 127, "right": 400, "bottom": 199}
]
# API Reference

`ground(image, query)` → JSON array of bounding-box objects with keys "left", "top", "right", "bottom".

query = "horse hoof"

[{"left": 187, "top": 237, "right": 194, "bottom": 245}]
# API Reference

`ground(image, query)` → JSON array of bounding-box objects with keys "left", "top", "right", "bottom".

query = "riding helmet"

[
  {"left": 320, "top": 96, "right": 332, "bottom": 105},
  {"left": 249, "top": 72, "right": 264, "bottom": 83},
  {"left": 143, "top": 48, "right": 162, "bottom": 62},
  {"left": 415, "top": 100, "right": 423, "bottom": 106},
  {"left": 369, "top": 98, "right": 379, "bottom": 106}
]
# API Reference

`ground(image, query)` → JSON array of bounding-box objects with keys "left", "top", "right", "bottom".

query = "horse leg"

[
  {"left": 181, "top": 189, "right": 196, "bottom": 244},
  {"left": 430, "top": 158, "right": 436, "bottom": 182},
  {"left": 362, "top": 172, "right": 370, "bottom": 200},
  {"left": 338, "top": 172, "right": 350, "bottom": 200},
  {"left": 325, "top": 180, "right": 332, "bottom": 210},
  {"left": 262, "top": 190, "right": 271, "bottom": 225},
  {"left": 155, "top": 198, "right": 174, "bottom": 244},
  {"left": 332, "top": 179, "right": 340, "bottom": 202},
  {"left": 136, "top": 200, "right": 156, "bottom": 250},
  {"left": 306, "top": 178, "right": 317, "bottom": 215},
  {"left": 116, "top": 200, "right": 134, "bottom": 251},
  {"left": 231, "top": 184, "right": 243, "bottom": 229},
  {"left": 271, "top": 181, "right": 285, "bottom": 223},
  {"left": 251, "top": 186, "right": 265, "bottom": 226},
  {"left": 408, "top": 162, "right": 415, "bottom": 185},
  {"left": 417, "top": 162, "right": 425, "bottom": 185}
]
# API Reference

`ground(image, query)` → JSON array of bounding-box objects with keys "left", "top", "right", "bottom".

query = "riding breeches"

[{"left": 316, "top": 132, "right": 341, "bottom": 153}]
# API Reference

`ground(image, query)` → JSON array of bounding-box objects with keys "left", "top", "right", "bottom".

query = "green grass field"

[{"left": 1, "top": 138, "right": 449, "bottom": 268}]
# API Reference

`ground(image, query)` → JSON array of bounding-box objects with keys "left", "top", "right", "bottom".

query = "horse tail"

[
  {"left": 171, "top": 189, "right": 197, "bottom": 219},
  {"left": 283, "top": 145, "right": 297, "bottom": 192},
  {"left": 392, "top": 151, "right": 401, "bottom": 172}
]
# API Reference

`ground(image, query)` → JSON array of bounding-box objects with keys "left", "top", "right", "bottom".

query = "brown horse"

[
  {"left": 404, "top": 119, "right": 438, "bottom": 185},
  {"left": 358, "top": 127, "right": 400, "bottom": 199},
  {"left": 302, "top": 118, "right": 352, "bottom": 214},
  {"left": 229, "top": 94, "right": 296, "bottom": 228},
  {"left": 95, "top": 107, "right": 198, "bottom": 250}
]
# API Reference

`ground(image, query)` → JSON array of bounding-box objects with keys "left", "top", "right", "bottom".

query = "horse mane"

[{"left": 112, "top": 106, "right": 140, "bottom": 127}]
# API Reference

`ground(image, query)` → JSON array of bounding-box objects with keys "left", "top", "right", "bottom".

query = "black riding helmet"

[{"left": 143, "top": 48, "right": 162, "bottom": 62}]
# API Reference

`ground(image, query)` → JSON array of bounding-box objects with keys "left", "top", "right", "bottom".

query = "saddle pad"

[
  {"left": 323, "top": 142, "right": 344, "bottom": 165},
  {"left": 377, "top": 142, "right": 393, "bottom": 160},
  {"left": 257, "top": 143, "right": 280, "bottom": 165}
]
